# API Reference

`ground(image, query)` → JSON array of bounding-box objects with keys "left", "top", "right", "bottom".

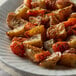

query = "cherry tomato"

[
  {"left": 52, "top": 42, "right": 69, "bottom": 52},
  {"left": 27, "top": 10, "right": 46, "bottom": 16},
  {"left": 35, "top": 51, "right": 51, "bottom": 62},
  {"left": 10, "top": 41, "right": 25, "bottom": 57}
]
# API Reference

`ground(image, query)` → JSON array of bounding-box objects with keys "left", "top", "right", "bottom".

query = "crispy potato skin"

[
  {"left": 68, "top": 35, "right": 76, "bottom": 48},
  {"left": 15, "top": 4, "right": 29, "bottom": 19},
  {"left": 23, "top": 34, "right": 43, "bottom": 48},
  {"left": 64, "top": 48, "right": 76, "bottom": 54},
  {"left": 39, "top": 52, "right": 61, "bottom": 68},
  {"left": 70, "top": 13, "right": 76, "bottom": 18},
  {"left": 7, "top": 12, "right": 27, "bottom": 29},
  {"left": 24, "top": 25, "right": 46, "bottom": 38},
  {"left": 60, "top": 53, "right": 76, "bottom": 67},
  {"left": 6, "top": 25, "right": 25, "bottom": 38},
  {"left": 23, "top": 44, "right": 44, "bottom": 62},
  {"left": 56, "top": 0, "right": 71, "bottom": 9},
  {"left": 47, "top": 23, "right": 67, "bottom": 40}
]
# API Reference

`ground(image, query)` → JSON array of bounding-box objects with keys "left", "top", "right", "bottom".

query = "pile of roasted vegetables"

[{"left": 6, "top": 0, "right": 76, "bottom": 68}]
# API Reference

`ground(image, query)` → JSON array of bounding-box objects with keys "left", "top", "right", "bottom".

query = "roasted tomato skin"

[
  {"left": 10, "top": 41, "right": 25, "bottom": 57},
  {"left": 34, "top": 51, "right": 51, "bottom": 62},
  {"left": 68, "top": 18, "right": 76, "bottom": 25},
  {"left": 27, "top": 10, "right": 46, "bottom": 16},
  {"left": 52, "top": 42, "right": 70, "bottom": 52}
]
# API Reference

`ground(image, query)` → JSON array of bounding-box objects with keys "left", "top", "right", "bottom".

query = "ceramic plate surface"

[{"left": 0, "top": 0, "right": 76, "bottom": 75}]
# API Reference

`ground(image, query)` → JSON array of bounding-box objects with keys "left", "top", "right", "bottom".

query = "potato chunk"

[
  {"left": 56, "top": 0, "right": 72, "bottom": 9},
  {"left": 24, "top": 44, "right": 44, "bottom": 62},
  {"left": 39, "top": 52, "right": 61, "bottom": 68},
  {"left": 6, "top": 25, "right": 25, "bottom": 38},
  {"left": 15, "top": 4, "right": 29, "bottom": 19},
  {"left": 7, "top": 12, "right": 27, "bottom": 29},
  {"left": 47, "top": 23, "right": 67, "bottom": 39},
  {"left": 44, "top": 39, "right": 54, "bottom": 53},
  {"left": 23, "top": 34, "right": 43, "bottom": 47},
  {"left": 52, "top": 5, "right": 72, "bottom": 21},
  {"left": 68, "top": 35, "right": 76, "bottom": 48},
  {"left": 24, "top": 25, "right": 46, "bottom": 38},
  {"left": 60, "top": 53, "right": 76, "bottom": 67},
  {"left": 70, "top": 13, "right": 76, "bottom": 18}
]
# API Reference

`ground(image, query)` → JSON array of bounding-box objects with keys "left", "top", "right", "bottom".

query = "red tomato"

[
  {"left": 52, "top": 42, "right": 69, "bottom": 52},
  {"left": 10, "top": 41, "right": 25, "bottom": 57},
  {"left": 12, "top": 37, "right": 27, "bottom": 42},
  {"left": 34, "top": 51, "right": 51, "bottom": 62},
  {"left": 24, "top": 0, "right": 32, "bottom": 8},
  {"left": 64, "top": 21, "right": 72, "bottom": 28},
  {"left": 68, "top": 18, "right": 76, "bottom": 25}
]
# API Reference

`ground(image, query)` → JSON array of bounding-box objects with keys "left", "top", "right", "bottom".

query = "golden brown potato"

[
  {"left": 60, "top": 53, "right": 76, "bottom": 67},
  {"left": 56, "top": 0, "right": 72, "bottom": 9},
  {"left": 70, "top": 13, "right": 76, "bottom": 18},
  {"left": 43, "top": 39, "right": 54, "bottom": 53},
  {"left": 49, "top": 14, "right": 60, "bottom": 25},
  {"left": 64, "top": 48, "right": 76, "bottom": 54},
  {"left": 39, "top": 52, "right": 61, "bottom": 68},
  {"left": 31, "top": 0, "right": 46, "bottom": 9},
  {"left": 7, "top": 12, "right": 27, "bottom": 29},
  {"left": 23, "top": 34, "right": 43, "bottom": 48},
  {"left": 24, "top": 25, "right": 46, "bottom": 38},
  {"left": 47, "top": 23, "right": 67, "bottom": 39},
  {"left": 24, "top": 44, "right": 44, "bottom": 62},
  {"left": 15, "top": 4, "right": 29, "bottom": 19},
  {"left": 6, "top": 25, "right": 25, "bottom": 38},
  {"left": 68, "top": 35, "right": 76, "bottom": 48},
  {"left": 53, "top": 5, "right": 72, "bottom": 21}
]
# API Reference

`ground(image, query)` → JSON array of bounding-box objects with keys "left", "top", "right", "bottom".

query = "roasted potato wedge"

[
  {"left": 44, "top": 39, "right": 54, "bottom": 53},
  {"left": 24, "top": 44, "right": 44, "bottom": 62},
  {"left": 24, "top": 0, "right": 32, "bottom": 8},
  {"left": 45, "top": 0, "right": 57, "bottom": 10},
  {"left": 68, "top": 35, "right": 76, "bottom": 48},
  {"left": 49, "top": 13, "right": 60, "bottom": 25},
  {"left": 6, "top": 25, "right": 25, "bottom": 38},
  {"left": 64, "top": 48, "right": 76, "bottom": 54},
  {"left": 23, "top": 34, "right": 43, "bottom": 47},
  {"left": 24, "top": 25, "right": 46, "bottom": 38},
  {"left": 47, "top": 23, "right": 67, "bottom": 39},
  {"left": 15, "top": 4, "right": 29, "bottom": 19},
  {"left": 60, "top": 53, "right": 76, "bottom": 67},
  {"left": 53, "top": 5, "right": 72, "bottom": 21},
  {"left": 39, "top": 52, "right": 61, "bottom": 68},
  {"left": 70, "top": 13, "right": 76, "bottom": 18},
  {"left": 31, "top": 0, "right": 46, "bottom": 9},
  {"left": 56, "top": 0, "right": 72, "bottom": 9},
  {"left": 7, "top": 12, "right": 27, "bottom": 29}
]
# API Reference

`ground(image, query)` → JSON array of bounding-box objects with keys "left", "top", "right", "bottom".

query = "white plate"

[{"left": 0, "top": 0, "right": 76, "bottom": 75}]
